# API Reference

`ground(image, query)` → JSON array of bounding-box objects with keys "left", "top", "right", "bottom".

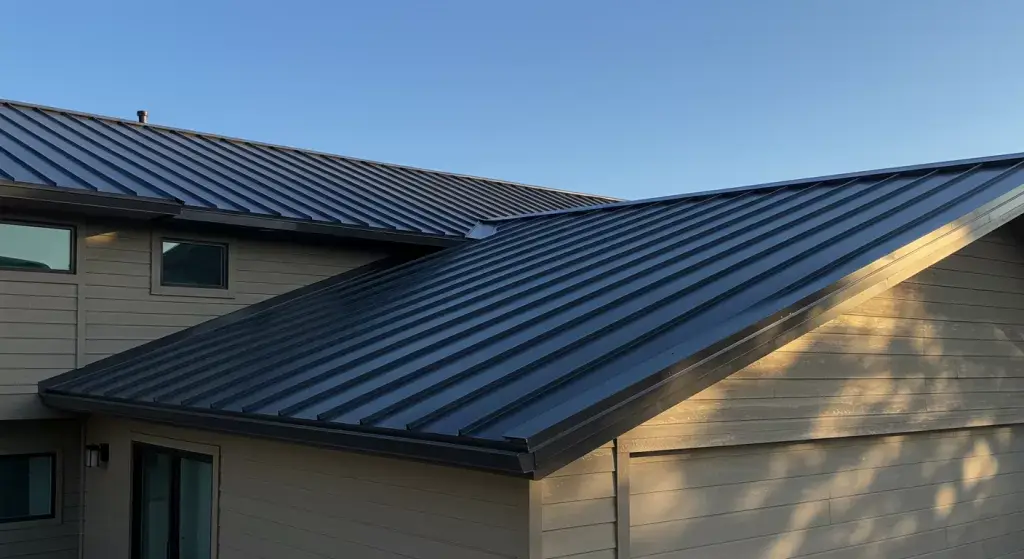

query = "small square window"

[
  {"left": 0, "top": 453, "right": 55, "bottom": 523},
  {"left": 161, "top": 240, "right": 228, "bottom": 289},
  {"left": 0, "top": 222, "right": 74, "bottom": 273}
]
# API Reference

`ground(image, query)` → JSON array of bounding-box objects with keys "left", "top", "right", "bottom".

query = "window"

[
  {"left": 0, "top": 222, "right": 73, "bottom": 273},
  {"left": 132, "top": 444, "right": 213, "bottom": 559},
  {"left": 0, "top": 453, "right": 55, "bottom": 523},
  {"left": 160, "top": 240, "right": 227, "bottom": 289}
]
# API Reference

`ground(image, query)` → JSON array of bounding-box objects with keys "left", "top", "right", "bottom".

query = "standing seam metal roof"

[
  {"left": 41, "top": 152, "right": 1024, "bottom": 476},
  {"left": 0, "top": 100, "right": 615, "bottom": 239}
]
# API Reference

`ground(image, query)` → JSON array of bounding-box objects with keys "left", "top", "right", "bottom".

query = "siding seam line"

[{"left": 615, "top": 439, "right": 630, "bottom": 559}]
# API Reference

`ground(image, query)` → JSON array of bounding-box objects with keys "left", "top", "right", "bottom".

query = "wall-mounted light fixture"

[{"left": 85, "top": 444, "right": 109, "bottom": 468}]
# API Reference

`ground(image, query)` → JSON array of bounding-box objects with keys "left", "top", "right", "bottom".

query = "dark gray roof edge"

[
  {"left": 1, "top": 98, "right": 618, "bottom": 203},
  {"left": 0, "top": 180, "right": 465, "bottom": 248},
  {"left": 41, "top": 393, "right": 534, "bottom": 476},
  {"left": 476, "top": 150, "right": 1024, "bottom": 228},
  {"left": 174, "top": 208, "right": 465, "bottom": 248},
  {"left": 524, "top": 180, "right": 1024, "bottom": 477},
  {"left": 40, "top": 256, "right": 412, "bottom": 393},
  {"left": 0, "top": 179, "right": 184, "bottom": 216}
]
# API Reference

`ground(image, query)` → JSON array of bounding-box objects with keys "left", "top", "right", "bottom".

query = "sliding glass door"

[{"left": 132, "top": 443, "right": 213, "bottom": 559}]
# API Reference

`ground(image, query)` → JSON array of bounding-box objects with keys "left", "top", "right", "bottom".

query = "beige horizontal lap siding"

[
  {"left": 0, "top": 275, "right": 77, "bottom": 417},
  {"left": 0, "top": 420, "right": 82, "bottom": 559},
  {"left": 82, "top": 224, "right": 383, "bottom": 363},
  {"left": 83, "top": 417, "right": 531, "bottom": 559},
  {"left": 623, "top": 228, "right": 1024, "bottom": 453},
  {"left": 629, "top": 425, "right": 1024, "bottom": 559},
  {"left": 540, "top": 442, "right": 618, "bottom": 559}
]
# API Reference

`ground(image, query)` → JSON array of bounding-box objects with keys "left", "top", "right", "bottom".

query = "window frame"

[
  {"left": 150, "top": 233, "right": 236, "bottom": 299},
  {"left": 0, "top": 451, "right": 58, "bottom": 525},
  {"left": 0, "top": 219, "right": 76, "bottom": 275},
  {"left": 131, "top": 434, "right": 219, "bottom": 556}
]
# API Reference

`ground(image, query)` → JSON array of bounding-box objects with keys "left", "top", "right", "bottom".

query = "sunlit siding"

[
  {"left": 629, "top": 425, "right": 1024, "bottom": 558},
  {"left": 540, "top": 443, "right": 617, "bottom": 559},
  {"left": 624, "top": 226, "right": 1024, "bottom": 452}
]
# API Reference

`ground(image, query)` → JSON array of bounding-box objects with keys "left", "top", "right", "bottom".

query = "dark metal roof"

[
  {"left": 0, "top": 100, "right": 613, "bottom": 242},
  {"left": 42, "top": 153, "right": 1024, "bottom": 477}
]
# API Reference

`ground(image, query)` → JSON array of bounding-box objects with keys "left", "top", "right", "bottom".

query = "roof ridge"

[
  {"left": 478, "top": 150, "right": 1024, "bottom": 226},
  {"left": 0, "top": 98, "right": 618, "bottom": 203}
]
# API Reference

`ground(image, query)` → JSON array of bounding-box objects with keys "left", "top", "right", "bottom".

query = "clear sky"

[{"left": 3, "top": 1, "right": 1023, "bottom": 200}]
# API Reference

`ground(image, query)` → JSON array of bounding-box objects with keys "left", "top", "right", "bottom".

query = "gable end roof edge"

[
  {"left": 524, "top": 179, "right": 1024, "bottom": 477},
  {"left": 476, "top": 151, "right": 1024, "bottom": 227}
]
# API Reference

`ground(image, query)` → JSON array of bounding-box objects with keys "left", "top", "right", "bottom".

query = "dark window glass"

[
  {"left": 161, "top": 240, "right": 227, "bottom": 289},
  {"left": 132, "top": 444, "right": 213, "bottom": 559},
  {"left": 0, "top": 453, "right": 55, "bottom": 523},
  {"left": 0, "top": 222, "right": 73, "bottom": 272}
]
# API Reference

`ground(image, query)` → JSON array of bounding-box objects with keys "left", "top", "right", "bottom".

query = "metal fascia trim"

[
  {"left": 176, "top": 208, "right": 466, "bottom": 247},
  {"left": 0, "top": 180, "right": 183, "bottom": 216},
  {"left": 40, "top": 393, "right": 533, "bottom": 476}
]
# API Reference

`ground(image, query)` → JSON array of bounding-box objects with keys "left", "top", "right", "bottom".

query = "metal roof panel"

[{"left": 0, "top": 100, "right": 615, "bottom": 239}]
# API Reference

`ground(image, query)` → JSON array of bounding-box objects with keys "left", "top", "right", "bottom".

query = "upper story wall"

[
  {"left": 622, "top": 223, "right": 1024, "bottom": 454},
  {"left": 0, "top": 213, "right": 389, "bottom": 419}
]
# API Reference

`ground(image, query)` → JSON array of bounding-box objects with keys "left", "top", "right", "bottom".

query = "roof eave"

[
  {"left": 521, "top": 179, "right": 1024, "bottom": 478},
  {"left": 176, "top": 208, "right": 467, "bottom": 248},
  {"left": 0, "top": 180, "right": 183, "bottom": 218},
  {"left": 0, "top": 181, "right": 467, "bottom": 248},
  {"left": 41, "top": 392, "right": 537, "bottom": 477}
]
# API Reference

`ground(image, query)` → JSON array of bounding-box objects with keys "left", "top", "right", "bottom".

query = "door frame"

[{"left": 129, "top": 433, "right": 220, "bottom": 559}]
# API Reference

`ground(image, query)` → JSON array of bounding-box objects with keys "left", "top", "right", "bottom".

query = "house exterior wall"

[
  {"left": 0, "top": 214, "right": 387, "bottom": 419},
  {"left": 543, "top": 226, "right": 1024, "bottom": 558},
  {"left": 628, "top": 425, "right": 1024, "bottom": 558},
  {"left": 623, "top": 226, "right": 1024, "bottom": 454},
  {"left": 0, "top": 211, "right": 389, "bottom": 559},
  {"left": 0, "top": 420, "right": 81, "bottom": 559},
  {"left": 83, "top": 416, "right": 532, "bottom": 559}
]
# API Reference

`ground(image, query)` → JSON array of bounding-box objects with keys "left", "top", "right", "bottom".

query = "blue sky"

[{"left": 3, "top": 1, "right": 1023, "bottom": 199}]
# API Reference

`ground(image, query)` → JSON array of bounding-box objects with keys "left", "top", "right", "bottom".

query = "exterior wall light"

[{"left": 85, "top": 443, "right": 109, "bottom": 468}]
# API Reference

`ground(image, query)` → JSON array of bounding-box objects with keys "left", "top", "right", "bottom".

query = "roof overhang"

[
  {"left": 42, "top": 393, "right": 537, "bottom": 476},
  {"left": 0, "top": 180, "right": 183, "bottom": 218},
  {"left": 0, "top": 181, "right": 466, "bottom": 248}
]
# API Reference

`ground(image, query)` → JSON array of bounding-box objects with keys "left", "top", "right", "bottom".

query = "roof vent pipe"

[{"left": 136, "top": 110, "right": 148, "bottom": 124}]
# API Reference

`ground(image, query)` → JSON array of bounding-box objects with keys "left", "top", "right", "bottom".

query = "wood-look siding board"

[
  {"left": 221, "top": 440, "right": 523, "bottom": 507},
  {"left": 627, "top": 426, "right": 1024, "bottom": 559},
  {"left": 733, "top": 353, "right": 1024, "bottom": 381},
  {"left": 0, "top": 323, "right": 77, "bottom": 339},
  {"left": 0, "top": 282, "right": 77, "bottom": 297},
  {"left": 220, "top": 456, "right": 521, "bottom": 529},
  {"left": 83, "top": 312, "right": 219, "bottom": 328},
  {"left": 812, "top": 314, "right": 1024, "bottom": 342},
  {"left": 540, "top": 444, "right": 619, "bottom": 559},
  {"left": 904, "top": 266, "right": 1024, "bottom": 295},
  {"left": 219, "top": 489, "right": 516, "bottom": 558},
  {"left": 84, "top": 324, "right": 184, "bottom": 340},
  {"left": 0, "top": 295, "right": 77, "bottom": 311},
  {"left": 82, "top": 273, "right": 150, "bottom": 289}
]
